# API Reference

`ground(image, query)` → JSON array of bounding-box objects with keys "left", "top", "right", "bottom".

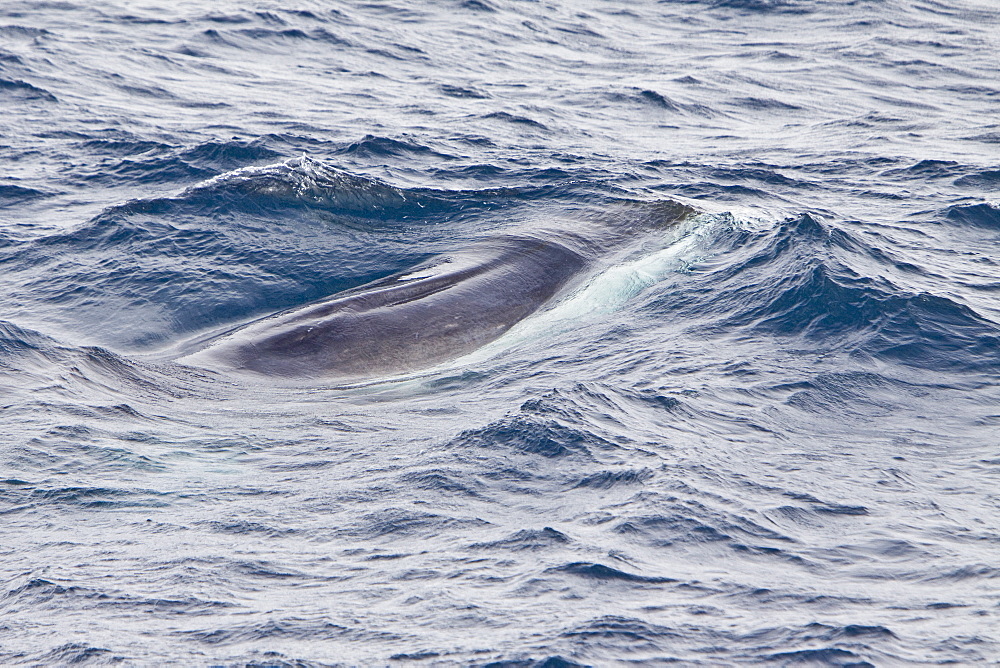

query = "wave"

[
  {"left": 71, "top": 138, "right": 283, "bottom": 188},
  {"left": 644, "top": 213, "right": 1000, "bottom": 374},
  {"left": 0, "top": 319, "right": 190, "bottom": 402},
  {"left": 451, "top": 414, "right": 614, "bottom": 460},
  {"left": 945, "top": 202, "right": 1000, "bottom": 229},
  {"left": 0, "top": 78, "right": 57, "bottom": 102},
  {"left": 336, "top": 134, "right": 457, "bottom": 160},
  {"left": 0, "top": 184, "right": 51, "bottom": 206}
]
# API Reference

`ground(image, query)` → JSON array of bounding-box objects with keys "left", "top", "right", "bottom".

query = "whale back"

[
  {"left": 193, "top": 235, "right": 588, "bottom": 380},
  {"left": 185, "top": 198, "right": 696, "bottom": 381}
]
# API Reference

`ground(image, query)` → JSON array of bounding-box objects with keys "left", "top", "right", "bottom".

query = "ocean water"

[{"left": 1, "top": 0, "right": 999, "bottom": 664}]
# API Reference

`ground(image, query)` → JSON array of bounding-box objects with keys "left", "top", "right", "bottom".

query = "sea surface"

[{"left": 1, "top": 0, "right": 999, "bottom": 665}]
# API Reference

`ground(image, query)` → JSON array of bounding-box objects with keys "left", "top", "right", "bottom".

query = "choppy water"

[{"left": 2, "top": 0, "right": 1000, "bottom": 665}]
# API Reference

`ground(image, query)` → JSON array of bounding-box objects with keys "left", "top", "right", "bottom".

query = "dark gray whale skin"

[{"left": 186, "top": 200, "right": 693, "bottom": 381}]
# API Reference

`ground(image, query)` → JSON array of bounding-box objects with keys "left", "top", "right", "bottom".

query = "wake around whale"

[{"left": 182, "top": 200, "right": 695, "bottom": 382}]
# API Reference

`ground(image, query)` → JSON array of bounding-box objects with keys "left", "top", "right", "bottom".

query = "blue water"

[{"left": 2, "top": 0, "right": 999, "bottom": 664}]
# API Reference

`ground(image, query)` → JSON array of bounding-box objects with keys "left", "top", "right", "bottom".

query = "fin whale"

[{"left": 183, "top": 200, "right": 694, "bottom": 381}]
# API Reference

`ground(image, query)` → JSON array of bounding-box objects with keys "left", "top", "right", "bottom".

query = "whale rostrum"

[{"left": 183, "top": 199, "right": 695, "bottom": 381}]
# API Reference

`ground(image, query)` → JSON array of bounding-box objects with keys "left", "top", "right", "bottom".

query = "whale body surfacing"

[{"left": 184, "top": 200, "right": 694, "bottom": 382}]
